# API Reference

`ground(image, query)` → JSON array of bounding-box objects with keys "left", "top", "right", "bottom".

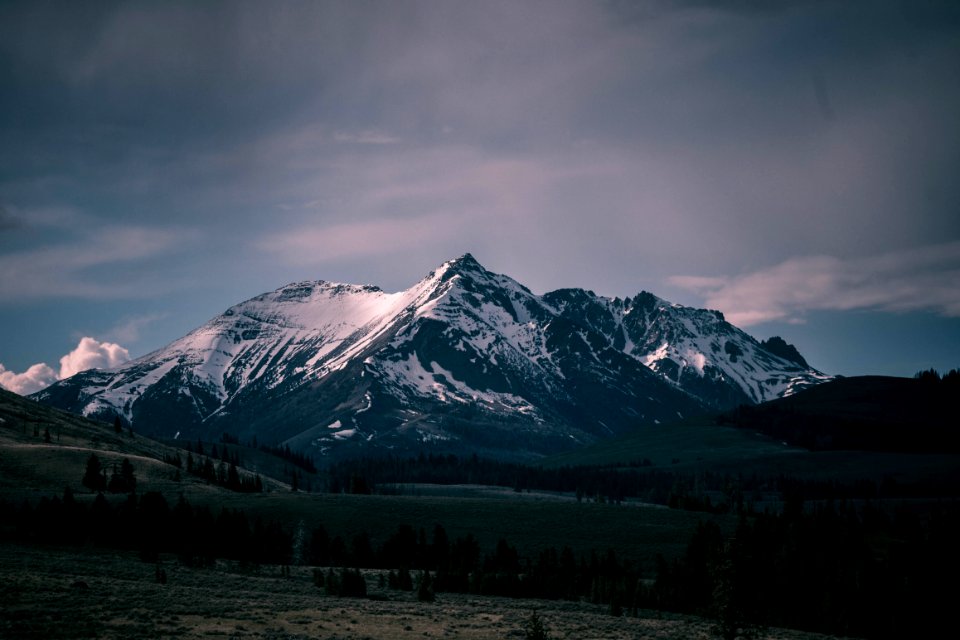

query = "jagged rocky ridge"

[{"left": 34, "top": 254, "right": 828, "bottom": 460}]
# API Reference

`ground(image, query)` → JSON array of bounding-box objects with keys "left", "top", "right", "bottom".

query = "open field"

[
  {"left": 203, "top": 491, "right": 731, "bottom": 568},
  {"left": 0, "top": 543, "right": 848, "bottom": 640}
]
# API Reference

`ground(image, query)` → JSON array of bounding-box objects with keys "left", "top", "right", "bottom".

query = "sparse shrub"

[
  {"left": 325, "top": 568, "right": 366, "bottom": 598},
  {"left": 523, "top": 610, "right": 551, "bottom": 640},
  {"left": 609, "top": 597, "right": 622, "bottom": 617},
  {"left": 324, "top": 568, "right": 339, "bottom": 596},
  {"left": 417, "top": 570, "right": 435, "bottom": 602},
  {"left": 389, "top": 567, "right": 413, "bottom": 591}
]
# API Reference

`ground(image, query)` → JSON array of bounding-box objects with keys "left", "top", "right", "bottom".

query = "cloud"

[
  {"left": 0, "top": 362, "right": 58, "bottom": 396},
  {"left": 105, "top": 313, "right": 168, "bottom": 345},
  {"left": 0, "top": 337, "right": 130, "bottom": 396},
  {"left": 670, "top": 242, "right": 960, "bottom": 326},
  {"left": 59, "top": 337, "right": 131, "bottom": 378},
  {"left": 332, "top": 130, "right": 402, "bottom": 145},
  {"left": 0, "top": 224, "right": 191, "bottom": 299}
]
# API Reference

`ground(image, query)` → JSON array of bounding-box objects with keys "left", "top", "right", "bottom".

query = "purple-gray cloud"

[{"left": 670, "top": 243, "right": 960, "bottom": 326}]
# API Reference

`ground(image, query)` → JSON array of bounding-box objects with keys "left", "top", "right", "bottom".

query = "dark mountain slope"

[{"left": 720, "top": 374, "right": 959, "bottom": 452}]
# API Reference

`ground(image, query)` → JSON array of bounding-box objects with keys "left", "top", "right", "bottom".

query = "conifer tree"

[{"left": 82, "top": 453, "right": 106, "bottom": 492}]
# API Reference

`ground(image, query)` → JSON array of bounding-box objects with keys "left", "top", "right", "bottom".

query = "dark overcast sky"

[{"left": 2, "top": 0, "right": 959, "bottom": 393}]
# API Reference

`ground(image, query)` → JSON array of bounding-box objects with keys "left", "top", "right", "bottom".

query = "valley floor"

[{"left": 0, "top": 543, "right": 850, "bottom": 640}]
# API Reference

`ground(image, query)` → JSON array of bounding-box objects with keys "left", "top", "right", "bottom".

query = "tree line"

[
  {"left": 322, "top": 452, "right": 958, "bottom": 512},
  {"left": 1, "top": 487, "right": 956, "bottom": 638},
  {"left": 0, "top": 490, "right": 289, "bottom": 566}
]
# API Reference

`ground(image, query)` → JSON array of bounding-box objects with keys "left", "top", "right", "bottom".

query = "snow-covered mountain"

[{"left": 34, "top": 254, "right": 828, "bottom": 461}]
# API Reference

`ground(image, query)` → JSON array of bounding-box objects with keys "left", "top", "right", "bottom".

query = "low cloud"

[
  {"left": 0, "top": 362, "right": 58, "bottom": 396},
  {"left": 670, "top": 242, "right": 960, "bottom": 327},
  {"left": 0, "top": 337, "right": 130, "bottom": 396},
  {"left": 59, "top": 337, "right": 130, "bottom": 379}
]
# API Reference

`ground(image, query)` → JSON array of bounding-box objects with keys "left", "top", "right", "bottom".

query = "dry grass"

[{"left": 0, "top": 543, "right": 850, "bottom": 640}]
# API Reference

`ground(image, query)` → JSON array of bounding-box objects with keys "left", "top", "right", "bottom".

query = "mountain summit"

[{"left": 35, "top": 255, "right": 828, "bottom": 460}]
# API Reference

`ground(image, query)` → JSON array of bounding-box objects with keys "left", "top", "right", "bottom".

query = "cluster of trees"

[
  {"left": 324, "top": 453, "right": 687, "bottom": 505},
  {"left": 186, "top": 433, "right": 318, "bottom": 475},
  {"left": 913, "top": 367, "right": 960, "bottom": 384},
  {"left": 0, "top": 490, "right": 290, "bottom": 566},
  {"left": 184, "top": 452, "right": 263, "bottom": 493},
  {"left": 302, "top": 520, "right": 642, "bottom": 608},
  {"left": 166, "top": 445, "right": 263, "bottom": 493},
  {"left": 314, "top": 567, "right": 368, "bottom": 598},
  {"left": 651, "top": 500, "right": 960, "bottom": 639},
  {"left": 182, "top": 438, "right": 244, "bottom": 469},
  {"left": 82, "top": 454, "right": 137, "bottom": 494},
  {"left": 257, "top": 441, "right": 317, "bottom": 474}
]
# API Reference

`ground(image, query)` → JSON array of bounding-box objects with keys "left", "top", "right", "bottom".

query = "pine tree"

[
  {"left": 227, "top": 463, "right": 240, "bottom": 491},
  {"left": 82, "top": 453, "right": 106, "bottom": 492},
  {"left": 121, "top": 458, "right": 137, "bottom": 493}
]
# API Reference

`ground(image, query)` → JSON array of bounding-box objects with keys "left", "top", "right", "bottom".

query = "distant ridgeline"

[{"left": 719, "top": 370, "right": 960, "bottom": 452}]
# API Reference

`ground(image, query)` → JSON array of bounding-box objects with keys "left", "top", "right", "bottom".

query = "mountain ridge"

[{"left": 34, "top": 254, "right": 828, "bottom": 461}]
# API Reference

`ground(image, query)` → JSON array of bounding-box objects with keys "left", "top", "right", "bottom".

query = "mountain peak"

[
  {"left": 444, "top": 252, "right": 483, "bottom": 272},
  {"left": 34, "top": 255, "right": 828, "bottom": 461},
  {"left": 433, "top": 253, "right": 494, "bottom": 286}
]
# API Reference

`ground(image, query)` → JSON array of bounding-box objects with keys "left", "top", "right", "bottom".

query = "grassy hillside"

[{"left": 0, "top": 387, "right": 296, "bottom": 501}]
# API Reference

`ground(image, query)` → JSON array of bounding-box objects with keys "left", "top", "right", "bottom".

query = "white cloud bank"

[
  {"left": 0, "top": 337, "right": 130, "bottom": 396},
  {"left": 0, "top": 362, "right": 58, "bottom": 396},
  {"left": 670, "top": 242, "right": 960, "bottom": 327},
  {"left": 58, "top": 337, "right": 130, "bottom": 379}
]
